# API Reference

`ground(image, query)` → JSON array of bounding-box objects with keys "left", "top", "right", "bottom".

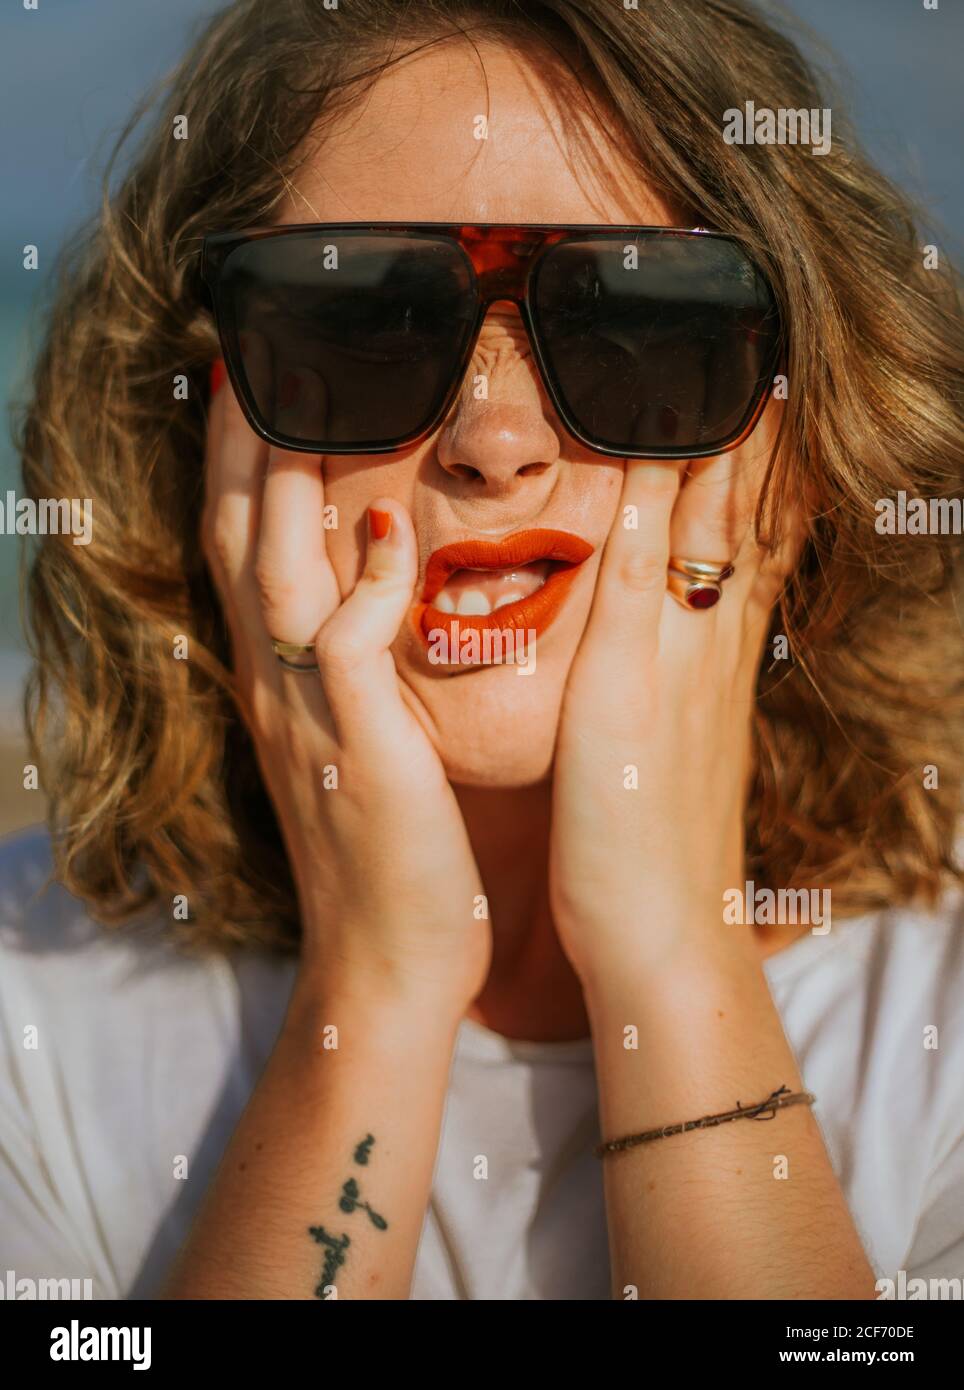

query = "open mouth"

[{"left": 417, "top": 528, "right": 594, "bottom": 647}]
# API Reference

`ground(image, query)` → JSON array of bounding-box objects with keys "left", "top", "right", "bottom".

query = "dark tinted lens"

[
  {"left": 531, "top": 234, "right": 781, "bottom": 455},
  {"left": 216, "top": 232, "right": 477, "bottom": 449}
]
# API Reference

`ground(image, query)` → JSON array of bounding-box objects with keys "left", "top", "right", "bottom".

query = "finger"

[
  {"left": 201, "top": 359, "right": 270, "bottom": 689},
  {"left": 671, "top": 448, "right": 758, "bottom": 579},
  {"left": 580, "top": 459, "right": 682, "bottom": 665},
  {"left": 274, "top": 361, "right": 332, "bottom": 443},
  {"left": 315, "top": 498, "right": 420, "bottom": 739},
  {"left": 253, "top": 324, "right": 340, "bottom": 643},
  {"left": 256, "top": 442, "right": 340, "bottom": 644},
  {"left": 679, "top": 400, "right": 796, "bottom": 581},
  {"left": 667, "top": 426, "right": 787, "bottom": 664}
]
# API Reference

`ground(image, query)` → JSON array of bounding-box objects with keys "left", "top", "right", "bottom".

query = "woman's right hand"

[{"left": 201, "top": 362, "right": 491, "bottom": 1021}]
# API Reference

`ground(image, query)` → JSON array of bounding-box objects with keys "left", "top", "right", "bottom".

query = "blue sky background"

[{"left": 0, "top": 0, "right": 961, "bottom": 672}]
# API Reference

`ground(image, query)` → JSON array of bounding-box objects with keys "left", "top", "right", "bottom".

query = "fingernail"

[
  {"left": 368, "top": 507, "right": 392, "bottom": 541},
  {"left": 209, "top": 358, "right": 227, "bottom": 398}
]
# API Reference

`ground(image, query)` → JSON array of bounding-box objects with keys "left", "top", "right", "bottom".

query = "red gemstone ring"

[{"left": 666, "top": 557, "right": 735, "bottom": 611}]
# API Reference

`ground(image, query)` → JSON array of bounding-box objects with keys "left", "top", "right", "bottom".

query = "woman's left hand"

[{"left": 549, "top": 435, "right": 800, "bottom": 994}]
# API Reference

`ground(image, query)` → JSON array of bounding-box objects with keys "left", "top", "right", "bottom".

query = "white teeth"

[
  {"left": 432, "top": 561, "right": 554, "bottom": 615},
  {"left": 456, "top": 589, "right": 491, "bottom": 616}
]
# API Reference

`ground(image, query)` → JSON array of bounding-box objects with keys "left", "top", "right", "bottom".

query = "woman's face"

[{"left": 268, "top": 39, "right": 763, "bottom": 788}]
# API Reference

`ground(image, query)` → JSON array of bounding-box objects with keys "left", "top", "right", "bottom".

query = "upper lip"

[{"left": 422, "top": 528, "right": 594, "bottom": 604}]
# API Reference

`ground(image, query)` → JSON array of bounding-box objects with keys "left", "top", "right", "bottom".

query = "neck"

[
  {"left": 450, "top": 784, "right": 807, "bottom": 1044},
  {"left": 453, "top": 781, "right": 590, "bottom": 1042}
]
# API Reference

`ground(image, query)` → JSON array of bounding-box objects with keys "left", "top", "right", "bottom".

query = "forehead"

[{"left": 276, "top": 37, "right": 671, "bottom": 226}]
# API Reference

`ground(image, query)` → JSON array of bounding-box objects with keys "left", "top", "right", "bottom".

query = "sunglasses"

[{"left": 200, "top": 223, "right": 783, "bottom": 460}]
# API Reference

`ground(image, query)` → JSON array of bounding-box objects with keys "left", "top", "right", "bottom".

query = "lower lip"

[{"left": 416, "top": 561, "right": 587, "bottom": 648}]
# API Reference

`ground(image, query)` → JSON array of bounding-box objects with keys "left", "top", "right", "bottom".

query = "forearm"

[
  {"left": 586, "top": 931, "right": 878, "bottom": 1301},
  {"left": 163, "top": 971, "right": 460, "bottom": 1300}
]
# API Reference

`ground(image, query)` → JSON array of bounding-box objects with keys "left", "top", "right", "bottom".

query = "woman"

[{"left": 2, "top": 0, "right": 962, "bottom": 1301}]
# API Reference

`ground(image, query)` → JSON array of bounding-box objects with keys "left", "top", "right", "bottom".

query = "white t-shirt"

[{"left": 1, "top": 823, "right": 963, "bottom": 1300}]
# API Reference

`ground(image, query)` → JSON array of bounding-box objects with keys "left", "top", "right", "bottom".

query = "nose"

[{"left": 434, "top": 302, "right": 561, "bottom": 497}]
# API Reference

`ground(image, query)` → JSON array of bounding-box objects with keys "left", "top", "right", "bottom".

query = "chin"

[
  {"left": 402, "top": 655, "right": 567, "bottom": 788},
  {"left": 439, "top": 739, "right": 556, "bottom": 789}
]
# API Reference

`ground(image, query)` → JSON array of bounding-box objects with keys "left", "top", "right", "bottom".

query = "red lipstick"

[{"left": 417, "top": 528, "right": 593, "bottom": 648}]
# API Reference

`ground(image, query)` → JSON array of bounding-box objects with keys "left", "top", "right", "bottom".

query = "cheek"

[{"left": 320, "top": 459, "right": 417, "bottom": 594}]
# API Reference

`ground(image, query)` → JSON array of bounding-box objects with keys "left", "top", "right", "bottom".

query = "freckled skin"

[
  {"left": 208, "top": 31, "right": 789, "bottom": 1062},
  {"left": 182, "top": 32, "right": 876, "bottom": 1306},
  {"left": 271, "top": 39, "right": 678, "bottom": 787}
]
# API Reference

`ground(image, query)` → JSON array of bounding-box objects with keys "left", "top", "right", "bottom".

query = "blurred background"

[{"left": 0, "top": 0, "right": 961, "bottom": 833}]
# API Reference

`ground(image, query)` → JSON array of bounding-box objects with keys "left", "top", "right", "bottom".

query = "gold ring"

[
  {"left": 271, "top": 640, "right": 316, "bottom": 657},
  {"left": 271, "top": 638, "right": 317, "bottom": 672},
  {"left": 668, "top": 556, "right": 735, "bottom": 583}
]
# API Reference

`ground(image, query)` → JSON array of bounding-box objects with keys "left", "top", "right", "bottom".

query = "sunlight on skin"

[
  {"left": 269, "top": 38, "right": 780, "bottom": 788},
  {"left": 220, "top": 36, "right": 800, "bottom": 1050}
]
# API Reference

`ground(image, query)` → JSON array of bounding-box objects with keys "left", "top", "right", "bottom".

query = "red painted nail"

[
  {"left": 209, "top": 358, "right": 228, "bottom": 398},
  {"left": 368, "top": 507, "right": 392, "bottom": 541}
]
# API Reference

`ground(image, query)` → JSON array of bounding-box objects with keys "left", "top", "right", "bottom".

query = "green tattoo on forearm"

[
  {"left": 309, "top": 1134, "right": 389, "bottom": 1299},
  {"left": 308, "top": 1225, "right": 350, "bottom": 1292},
  {"left": 354, "top": 1133, "right": 375, "bottom": 1165},
  {"left": 339, "top": 1176, "right": 388, "bottom": 1228}
]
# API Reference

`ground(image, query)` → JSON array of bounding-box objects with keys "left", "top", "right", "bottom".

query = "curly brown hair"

[{"left": 13, "top": 0, "right": 964, "bottom": 953}]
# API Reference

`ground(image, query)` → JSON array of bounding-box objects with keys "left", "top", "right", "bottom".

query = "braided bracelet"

[{"left": 595, "top": 1084, "right": 816, "bottom": 1158}]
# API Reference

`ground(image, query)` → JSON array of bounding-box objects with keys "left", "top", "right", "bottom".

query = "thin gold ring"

[
  {"left": 668, "top": 556, "right": 735, "bottom": 583},
  {"left": 271, "top": 638, "right": 317, "bottom": 672}
]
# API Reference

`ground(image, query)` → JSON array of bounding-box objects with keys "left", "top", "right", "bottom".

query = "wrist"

[
  {"left": 288, "top": 958, "right": 468, "bottom": 1045},
  {"left": 578, "top": 919, "right": 764, "bottom": 1016}
]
